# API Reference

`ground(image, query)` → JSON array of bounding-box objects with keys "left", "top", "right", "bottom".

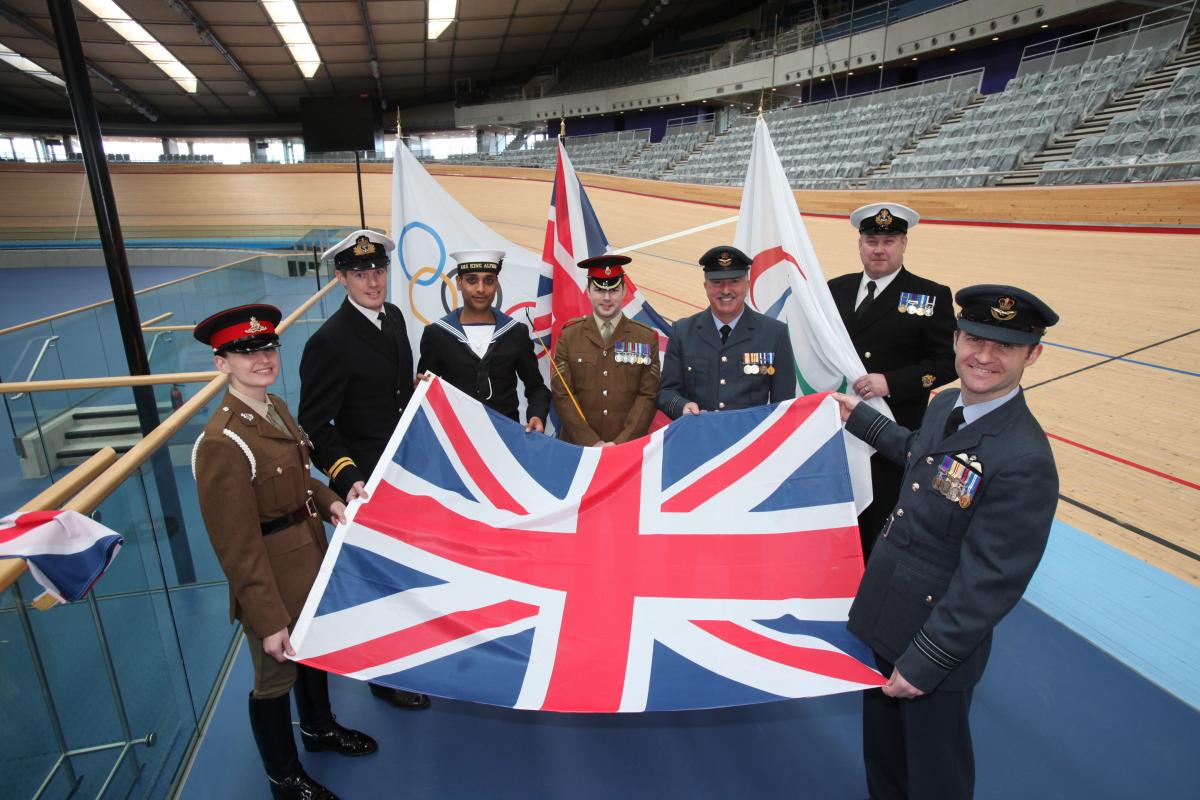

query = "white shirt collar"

[
  {"left": 857, "top": 267, "right": 902, "bottom": 306},
  {"left": 956, "top": 385, "right": 1021, "bottom": 427},
  {"left": 348, "top": 296, "right": 384, "bottom": 330}
]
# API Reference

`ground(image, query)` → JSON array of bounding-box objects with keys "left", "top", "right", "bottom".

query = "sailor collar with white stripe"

[{"left": 433, "top": 307, "right": 519, "bottom": 348}]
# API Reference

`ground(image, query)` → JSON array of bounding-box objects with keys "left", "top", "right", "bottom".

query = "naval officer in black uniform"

[
  {"left": 656, "top": 246, "right": 795, "bottom": 418},
  {"left": 417, "top": 250, "right": 551, "bottom": 430},
  {"left": 298, "top": 228, "right": 430, "bottom": 711},
  {"left": 833, "top": 284, "right": 1060, "bottom": 800},
  {"left": 828, "top": 203, "right": 955, "bottom": 557}
]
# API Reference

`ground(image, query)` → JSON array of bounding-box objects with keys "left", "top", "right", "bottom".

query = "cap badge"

[
  {"left": 604, "top": 266, "right": 612, "bottom": 276},
  {"left": 921, "top": 374, "right": 936, "bottom": 388},
  {"left": 875, "top": 208, "right": 893, "bottom": 228},
  {"left": 244, "top": 316, "right": 268, "bottom": 334},
  {"left": 991, "top": 296, "right": 1017, "bottom": 321},
  {"left": 352, "top": 235, "right": 376, "bottom": 257},
  {"left": 717, "top": 252, "right": 733, "bottom": 267}
]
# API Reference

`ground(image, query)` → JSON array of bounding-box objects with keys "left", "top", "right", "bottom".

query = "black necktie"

[
  {"left": 719, "top": 324, "right": 731, "bottom": 345},
  {"left": 855, "top": 280, "right": 877, "bottom": 318},
  {"left": 378, "top": 312, "right": 390, "bottom": 333},
  {"left": 942, "top": 405, "right": 965, "bottom": 440}
]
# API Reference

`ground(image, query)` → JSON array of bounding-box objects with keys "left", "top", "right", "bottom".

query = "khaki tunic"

[
  {"left": 193, "top": 391, "right": 341, "bottom": 639},
  {"left": 552, "top": 314, "right": 660, "bottom": 445}
]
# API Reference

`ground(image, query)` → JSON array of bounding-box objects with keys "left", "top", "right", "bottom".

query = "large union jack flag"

[{"left": 290, "top": 377, "right": 883, "bottom": 712}]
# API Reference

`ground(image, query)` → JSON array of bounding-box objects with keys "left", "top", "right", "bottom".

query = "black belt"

[{"left": 261, "top": 497, "right": 319, "bottom": 535}]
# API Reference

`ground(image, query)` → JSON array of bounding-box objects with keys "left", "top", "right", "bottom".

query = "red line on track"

[
  {"left": 635, "top": 284, "right": 704, "bottom": 310},
  {"left": 1046, "top": 432, "right": 1200, "bottom": 491}
]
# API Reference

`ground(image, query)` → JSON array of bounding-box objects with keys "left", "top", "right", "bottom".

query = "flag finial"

[
  {"left": 559, "top": 115, "right": 566, "bottom": 139},
  {"left": 758, "top": 89, "right": 765, "bottom": 118},
  {"left": 396, "top": 108, "right": 403, "bottom": 139}
]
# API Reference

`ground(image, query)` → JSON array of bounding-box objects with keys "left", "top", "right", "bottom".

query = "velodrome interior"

[{"left": 1, "top": 1, "right": 1198, "bottom": 798}]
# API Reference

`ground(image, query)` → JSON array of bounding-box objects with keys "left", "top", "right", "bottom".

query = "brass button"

[
  {"left": 906, "top": 451, "right": 912, "bottom": 459},
  {"left": 925, "top": 595, "right": 934, "bottom": 603},
  {"left": 926, "top": 456, "right": 934, "bottom": 465},
  {"left": 276, "top": 466, "right": 283, "bottom": 474},
  {"left": 912, "top": 483, "right": 919, "bottom": 492},
  {"left": 305, "top": 463, "right": 311, "bottom": 469},
  {"left": 720, "top": 379, "right": 726, "bottom": 385},
  {"left": 687, "top": 366, "right": 693, "bottom": 371},
  {"left": 864, "top": 351, "right": 872, "bottom": 359},
  {"left": 602, "top": 389, "right": 608, "bottom": 396},
  {"left": 896, "top": 508, "right": 905, "bottom": 517},
  {"left": 718, "top": 402, "right": 725, "bottom": 409},
  {"left": 602, "top": 409, "right": 608, "bottom": 415},
  {"left": 721, "top": 356, "right": 728, "bottom": 363},
  {"left": 577, "top": 357, "right": 582, "bottom": 362},
  {"left": 307, "top": 489, "right": 314, "bottom": 496},
  {"left": 602, "top": 370, "right": 608, "bottom": 376}
]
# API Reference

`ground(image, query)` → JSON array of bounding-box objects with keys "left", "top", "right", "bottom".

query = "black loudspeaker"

[{"left": 300, "top": 97, "right": 378, "bottom": 153}]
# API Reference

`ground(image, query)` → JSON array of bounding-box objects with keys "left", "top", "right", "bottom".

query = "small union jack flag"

[{"left": 290, "top": 377, "right": 882, "bottom": 712}]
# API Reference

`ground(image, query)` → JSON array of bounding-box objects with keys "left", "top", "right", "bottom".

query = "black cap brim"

[{"left": 957, "top": 318, "right": 1039, "bottom": 345}]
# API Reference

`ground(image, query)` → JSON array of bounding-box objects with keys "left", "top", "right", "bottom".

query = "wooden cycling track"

[{"left": 2, "top": 163, "right": 1197, "bottom": 585}]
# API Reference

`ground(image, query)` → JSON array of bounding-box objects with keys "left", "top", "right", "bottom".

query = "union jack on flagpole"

[{"left": 290, "top": 377, "right": 883, "bottom": 713}]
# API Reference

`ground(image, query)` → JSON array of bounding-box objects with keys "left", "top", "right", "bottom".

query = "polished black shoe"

[
  {"left": 299, "top": 722, "right": 378, "bottom": 757},
  {"left": 269, "top": 768, "right": 339, "bottom": 800},
  {"left": 369, "top": 683, "right": 431, "bottom": 710}
]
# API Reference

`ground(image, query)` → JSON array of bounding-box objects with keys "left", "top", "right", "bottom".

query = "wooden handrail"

[
  {"left": 141, "top": 324, "right": 194, "bottom": 332},
  {"left": 0, "top": 278, "right": 340, "bottom": 598},
  {"left": 140, "top": 311, "right": 173, "bottom": 327},
  {"left": 0, "top": 371, "right": 219, "bottom": 395},
  {"left": 0, "top": 448, "right": 119, "bottom": 595}
]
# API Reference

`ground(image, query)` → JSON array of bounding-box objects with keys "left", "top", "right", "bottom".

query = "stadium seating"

[
  {"left": 619, "top": 130, "right": 709, "bottom": 180},
  {"left": 1038, "top": 63, "right": 1200, "bottom": 184},
  {"left": 880, "top": 47, "right": 1168, "bottom": 188}
]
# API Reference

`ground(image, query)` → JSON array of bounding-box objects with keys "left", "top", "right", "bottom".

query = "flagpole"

[{"left": 524, "top": 309, "right": 588, "bottom": 426}]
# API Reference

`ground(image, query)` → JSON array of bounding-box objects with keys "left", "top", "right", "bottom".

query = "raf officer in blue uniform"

[
  {"left": 656, "top": 246, "right": 795, "bottom": 418},
  {"left": 829, "top": 203, "right": 956, "bottom": 558},
  {"left": 833, "top": 284, "right": 1060, "bottom": 800}
]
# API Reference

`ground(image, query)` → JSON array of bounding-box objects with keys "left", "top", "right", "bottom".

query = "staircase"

[
  {"left": 55, "top": 407, "right": 147, "bottom": 465},
  {"left": 852, "top": 94, "right": 987, "bottom": 187},
  {"left": 999, "top": 31, "right": 1200, "bottom": 186},
  {"left": 660, "top": 133, "right": 716, "bottom": 179}
]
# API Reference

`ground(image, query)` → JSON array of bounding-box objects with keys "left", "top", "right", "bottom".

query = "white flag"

[{"left": 733, "top": 117, "right": 891, "bottom": 513}]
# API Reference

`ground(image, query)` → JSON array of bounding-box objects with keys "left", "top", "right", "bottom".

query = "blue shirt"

[
  {"left": 711, "top": 309, "right": 744, "bottom": 336},
  {"left": 951, "top": 385, "right": 1021, "bottom": 431}
]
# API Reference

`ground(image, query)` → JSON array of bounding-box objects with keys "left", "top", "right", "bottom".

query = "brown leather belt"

[{"left": 261, "top": 496, "right": 319, "bottom": 535}]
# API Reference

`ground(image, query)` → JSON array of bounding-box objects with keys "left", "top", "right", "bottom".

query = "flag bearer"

[
  {"left": 298, "top": 228, "right": 430, "bottom": 711},
  {"left": 193, "top": 304, "right": 377, "bottom": 800},
  {"left": 833, "top": 284, "right": 1060, "bottom": 800},
  {"left": 552, "top": 254, "right": 660, "bottom": 445},
  {"left": 417, "top": 250, "right": 551, "bottom": 430},
  {"left": 828, "top": 203, "right": 956, "bottom": 558},
  {"left": 657, "top": 245, "right": 795, "bottom": 418}
]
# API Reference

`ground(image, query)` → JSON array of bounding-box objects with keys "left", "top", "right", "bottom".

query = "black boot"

[
  {"left": 370, "top": 682, "right": 431, "bottom": 710},
  {"left": 294, "top": 665, "right": 378, "bottom": 757},
  {"left": 248, "top": 692, "right": 339, "bottom": 800}
]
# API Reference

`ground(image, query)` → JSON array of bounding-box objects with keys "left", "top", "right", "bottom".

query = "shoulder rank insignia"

[{"left": 239, "top": 412, "right": 255, "bottom": 423}]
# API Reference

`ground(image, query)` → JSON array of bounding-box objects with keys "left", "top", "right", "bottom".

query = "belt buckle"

[{"left": 305, "top": 496, "right": 319, "bottom": 518}]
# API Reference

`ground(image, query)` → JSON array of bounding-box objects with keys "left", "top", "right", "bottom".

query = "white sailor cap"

[
  {"left": 452, "top": 249, "right": 505, "bottom": 274},
  {"left": 850, "top": 203, "right": 920, "bottom": 234}
]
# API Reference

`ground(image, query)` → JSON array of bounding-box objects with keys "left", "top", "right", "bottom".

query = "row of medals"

[
  {"left": 898, "top": 292, "right": 936, "bottom": 317},
  {"left": 932, "top": 455, "right": 981, "bottom": 509},
  {"left": 743, "top": 352, "right": 776, "bottom": 375},
  {"left": 614, "top": 342, "right": 652, "bottom": 365}
]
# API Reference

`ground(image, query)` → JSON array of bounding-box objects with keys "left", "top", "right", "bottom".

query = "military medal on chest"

[
  {"left": 898, "top": 292, "right": 936, "bottom": 316},
  {"left": 934, "top": 454, "right": 983, "bottom": 507}
]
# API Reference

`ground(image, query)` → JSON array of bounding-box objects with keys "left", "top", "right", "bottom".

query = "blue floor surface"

[{"left": 182, "top": 600, "right": 1200, "bottom": 799}]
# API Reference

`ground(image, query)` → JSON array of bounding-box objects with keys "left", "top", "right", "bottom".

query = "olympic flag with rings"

[{"left": 389, "top": 139, "right": 671, "bottom": 424}]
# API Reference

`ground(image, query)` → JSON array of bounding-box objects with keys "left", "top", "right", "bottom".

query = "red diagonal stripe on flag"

[
  {"left": 692, "top": 619, "right": 885, "bottom": 686},
  {"left": 426, "top": 380, "right": 528, "bottom": 515},
  {"left": 299, "top": 599, "right": 539, "bottom": 675},
  {"left": 661, "top": 396, "right": 823, "bottom": 513}
]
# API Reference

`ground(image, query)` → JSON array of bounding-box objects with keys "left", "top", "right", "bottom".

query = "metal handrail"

[
  {"left": 10, "top": 336, "right": 59, "bottom": 400},
  {"left": 146, "top": 331, "right": 172, "bottom": 362},
  {"left": 1019, "top": 0, "right": 1197, "bottom": 64}
]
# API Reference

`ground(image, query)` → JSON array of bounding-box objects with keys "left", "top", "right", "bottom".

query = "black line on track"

[
  {"left": 1058, "top": 494, "right": 1200, "bottom": 563},
  {"left": 1025, "top": 328, "right": 1200, "bottom": 390}
]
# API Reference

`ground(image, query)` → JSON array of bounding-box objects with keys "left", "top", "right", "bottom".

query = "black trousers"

[
  {"left": 859, "top": 455, "right": 903, "bottom": 560},
  {"left": 863, "top": 656, "right": 975, "bottom": 800}
]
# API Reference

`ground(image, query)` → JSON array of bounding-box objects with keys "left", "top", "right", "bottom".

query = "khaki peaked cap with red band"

[{"left": 193, "top": 304, "right": 283, "bottom": 355}]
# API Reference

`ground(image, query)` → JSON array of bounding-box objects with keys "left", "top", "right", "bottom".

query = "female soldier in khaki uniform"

[{"left": 192, "top": 304, "right": 376, "bottom": 800}]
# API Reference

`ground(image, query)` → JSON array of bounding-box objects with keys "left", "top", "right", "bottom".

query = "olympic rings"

[
  {"left": 398, "top": 222, "right": 445, "bottom": 285},
  {"left": 408, "top": 266, "right": 457, "bottom": 325}
]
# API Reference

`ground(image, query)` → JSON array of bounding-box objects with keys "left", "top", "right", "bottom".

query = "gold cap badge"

[
  {"left": 991, "top": 296, "right": 1017, "bottom": 321},
  {"left": 244, "top": 316, "right": 268, "bottom": 334},
  {"left": 352, "top": 235, "right": 377, "bottom": 257},
  {"left": 717, "top": 252, "right": 733, "bottom": 267},
  {"left": 921, "top": 374, "right": 936, "bottom": 388},
  {"left": 875, "top": 208, "right": 893, "bottom": 228}
]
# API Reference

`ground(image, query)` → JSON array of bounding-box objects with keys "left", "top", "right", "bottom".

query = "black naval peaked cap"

[
  {"left": 699, "top": 246, "right": 751, "bottom": 279},
  {"left": 955, "top": 284, "right": 1059, "bottom": 345},
  {"left": 578, "top": 254, "right": 630, "bottom": 290},
  {"left": 193, "top": 304, "right": 283, "bottom": 354},
  {"left": 322, "top": 229, "right": 395, "bottom": 271}
]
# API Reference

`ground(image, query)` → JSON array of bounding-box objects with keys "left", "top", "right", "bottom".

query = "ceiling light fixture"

[
  {"left": 428, "top": 0, "right": 457, "bottom": 39},
  {"left": 78, "top": 0, "right": 198, "bottom": 91},
  {"left": 0, "top": 43, "right": 64, "bottom": 86},
  {"left": 261, "top": 0, "right": 322, "bottom": 77}
]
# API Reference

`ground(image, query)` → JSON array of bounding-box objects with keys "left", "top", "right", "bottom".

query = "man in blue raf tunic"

[
  {"left": 833, "top": 284, "right": 1060, "bottom": 800},
  {"left": 829, "top": 203, "right": 956, "bottom": 558},
  {"left": 656, "top": 245, "right": 795, "bottom": 417},
  {"left": 298, "top": 228, "right": 430, "bottom": 711}
]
